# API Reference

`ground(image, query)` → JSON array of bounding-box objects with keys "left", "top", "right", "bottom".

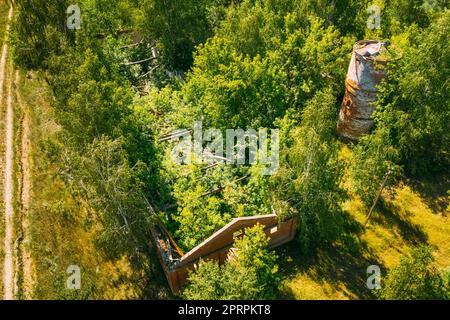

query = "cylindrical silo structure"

[{"left": 337, "top": 40, "right": 392, "bottom": 141}]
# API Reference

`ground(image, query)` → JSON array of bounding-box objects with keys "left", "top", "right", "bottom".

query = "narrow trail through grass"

[{"left": 1, "top": 3, "right": 13, "bottom": 300}]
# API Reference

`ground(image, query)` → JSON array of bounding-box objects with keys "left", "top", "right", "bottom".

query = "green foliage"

[
  {"left": 374, "top": 10, "right": 450, "bottom": 176},
  {"left": 11, "top": 0, "right": 71, "bottom": 68},
  {"left": 380, "top": 245, "right": 449, "bottom": 300},
  {"left": 175, "top": 189, "right": 232, "bottom": 251},
  {"left": 382, "top": 0, "right": 449, "bottom": 35},
  {"left": 78, "top": 0, "right": 138, "bottom": 37},
  {"left": 176, "top": 5, "right": 353, "bottom": 129},
  {"left": 272, "top": 89, "right": 346, "bottom": 252},
  {"left": 52, "top": 48, "right": 134, "bottom": 146},
  {"left": 10, "top": 0, "right": 450, "bottom": 300},
  {"left": 11, "top": 0, "right": 140, "bottom": 68},
  {"left": 181, "top": 38, "right": 288, "bottom": 129},
  {"left": 233, "top": 223, "right": 280, "bottom": 298},
  {"left": 18, "top": 0, "right": 164, "bottom": 258},
  {"left": 62, "top": 137, "right": 153, "bottom": 259},
  {"left": 444, "top": 269, "right": 450, "bottom": 294},
  {"left": 350, "top": 127, "right": 401, "bottom": 207},
  {"left": 170, "top": 165, "right": 271, "bottom": 251},
  {"left": 138, "top": 0, "right": 225, "bottom": 71},
  {"left": 183, "top": 224, "right": 279, "bottom": 300}
]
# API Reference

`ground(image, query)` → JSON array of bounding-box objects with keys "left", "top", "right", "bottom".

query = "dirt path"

[
  {"left": 0, "top": 5, "right": 12, "bottom": 105},
  {"left": 3, "top": 61, "right": 13, "bottom": 301},
  {"left": 16, "top": 70, "right": 33, "bottom": 299},
  {"left": 1, "top": 4, "right": 14, "bottom": 300}
]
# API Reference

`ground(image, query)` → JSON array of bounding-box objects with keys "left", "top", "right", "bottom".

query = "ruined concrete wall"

[{"left": 153, "top": 215, "right": 297, "bottom": 293}]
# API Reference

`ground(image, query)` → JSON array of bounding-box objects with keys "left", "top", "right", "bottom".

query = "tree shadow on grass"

[
  {"left": 371, "top": 199, "right": 428, "bottom": 246},
  {"left": 407, "top": 173, "right": 449, "bottom": 215},
  {"left": 277, "top": 215, "right": 383, "bottom": 300}
]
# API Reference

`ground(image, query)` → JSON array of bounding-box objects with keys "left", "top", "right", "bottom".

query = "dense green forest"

[{"left": 4, "top": 0, "right": 449, "bottom": 299}]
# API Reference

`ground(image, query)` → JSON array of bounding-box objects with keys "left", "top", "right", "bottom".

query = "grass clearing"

[{"left": 279, "top": 144, "right": 450, "bottom": 300}]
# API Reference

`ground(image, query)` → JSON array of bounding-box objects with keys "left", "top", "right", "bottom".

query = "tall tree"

[
  {"left": 380, "top": 245, "right": 449, "bottom": 300},
  {"left": 373, "top": 10, "right": 450, "bottom": 176},
  {"left": 272, "top": 89, "right": 345, "bottom": 252},
  {"left": 350, "top": 127, "right": 401, "bottom": 208}
]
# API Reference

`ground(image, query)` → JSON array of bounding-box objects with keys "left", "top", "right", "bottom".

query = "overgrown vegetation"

[
  {"left": 380, "top": 245, "right": 449, "bottom": 300},
  {"left": 6, "top": 0, "right": 449, "bottom": 299},
  {"left": 184, "top": 224, "right": 279, "bottom": 300}
]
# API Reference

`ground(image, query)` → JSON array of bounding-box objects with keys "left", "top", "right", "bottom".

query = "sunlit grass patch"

[{"left": 281, "top": 146, "right": 450, "bottom": 300}]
